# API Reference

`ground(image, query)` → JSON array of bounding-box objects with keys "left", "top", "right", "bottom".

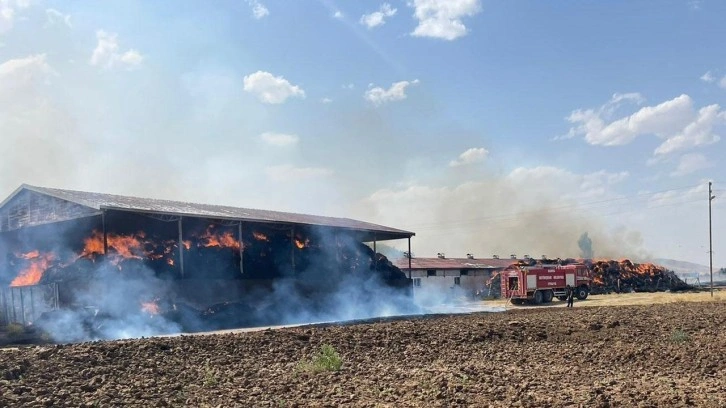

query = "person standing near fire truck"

[{"left": 565, "top": 285, "right": 574, "bottom": 308}]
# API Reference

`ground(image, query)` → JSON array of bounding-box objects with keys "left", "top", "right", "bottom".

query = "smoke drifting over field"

[{"left": 358, "top": 172, "right": 649, "bottom": 262}]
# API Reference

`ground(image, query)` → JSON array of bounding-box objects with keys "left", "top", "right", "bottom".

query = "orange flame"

[
  {"left": 588, "top": 259, "right": 668, "bottom": 288},
  {"left": 294, "top": 238, "right": 309, "bottom": 249},
  {"left": 141, "top": 300, "right": 160, "bottom": 315},
  {"left": 197, "top": 226, "right": 241, "bottom": 250},
  {"left": 11, "top": 251, "right": 56, "bottom": 287},
  {"left": 77, "top": 230, "right": 177, "bottom": 267},
  {"left": 253, "top": 231, "right": 269, "bottom": 242},
  {"left": 17, "top": 250, "right": 40, "bottom": 260}
]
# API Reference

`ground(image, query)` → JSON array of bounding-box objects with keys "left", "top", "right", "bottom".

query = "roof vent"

[
  {"left": 510, "top": 254, "right": 517, "bottom": 259},
  {"left": 437, "top": 252, "right": 446, "bottom": 259},
  {"left": 523, "top": 254, "right": 530, "bottom": 259},
  {"left": 492, "top": 254, "right": 499, "bottom": 259},
  {"left": 466, "top": 253, "right": 474, "bottom": 259}
]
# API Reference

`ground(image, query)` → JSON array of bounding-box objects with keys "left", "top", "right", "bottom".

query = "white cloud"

[
  {"left": 648, "top": 183, "right": 707, "bottom": 208},
  {"left": 564, "top": 93, "right": 725, "bottom": 155},
  {"left": 45, "top": 8, "right": 72, "bottom": 28},
  {"left": 670, "top": 153, "right": 713, "bottom": 177},
  {"left": 120, "top": 49, "right": 143, "bottom": 65},
  {"left": 321, "top": 97, "right": 332, "bottom": 104},
  {"left": 343, "top": 83, "right": 355, "bottom": 89},
  {"left": 653, "top": 104, "right": 725, "bottom": 155},
  {"left": 89, "top": 30, "right": 144, "bottom": 69},
  {"left": 1, "top": 0, "right": 30, "bottom": 34},
  {"left": 260, "top": 132, "right": 299, "bottom": 147},
  {"left": 700, "top": 70, "right": 726, "bottom": 90},
  {"left": 364, "top": 79, "right": 419, "bottom": 106},
  {"left": 555, "top": 92, "right": 645, "bottom": 142},
  {"left": 449, "top": 147, "right": 488, "bottom": 167},
  {"left": 360, "top": 3, "right": 397, "bottom": 29},
  {"left": 266, "top": 164, "right": 333, "bottom": 182},
  {"left": 243, "top": 71, "right": 305, "bottom": 104},
  {"left": 0, "top": 53, "right": 52, "bottom": 79},
  {"left": 333, "top": 10, "right": 344, "bottom": 19},
  {"left": 409, "top": 0, "right": 482, "bottom": 41},
  {"left": 247, "top": 0, "right": 269, "bottom": 19},
  {"left": 0, "top": 8, "right": 13, "bottom": 35},
  {"left": 0, "top": 54, "right": 55, "bottom": 97}
]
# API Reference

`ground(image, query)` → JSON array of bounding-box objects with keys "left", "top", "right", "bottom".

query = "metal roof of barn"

[
  {"left": 1, "top": 184, "right": 414, "bottom": 241},
  {"left": 394, "top": 257, "right": 515, "bottom": 270}
]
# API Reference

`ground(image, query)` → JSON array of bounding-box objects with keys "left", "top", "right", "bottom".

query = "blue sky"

[{"left": 1, "top": 0, "right": 724, "bottom": 267}]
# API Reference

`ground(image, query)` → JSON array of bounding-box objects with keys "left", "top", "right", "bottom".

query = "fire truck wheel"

[
  {"left": 543, "top": 290, "right": 554, "bottom": 303},
  {"left": 576, "top": 286, "right": 589, "bottom": 300},
  {"left": 533, "top": 290, "right": 544, "bottom": 305}
]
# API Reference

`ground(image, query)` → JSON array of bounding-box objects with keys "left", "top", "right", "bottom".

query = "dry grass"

[
  {"left": 486, "top": 289, "right": 726, "bottom": 309},
  {"left": 582, "top": 290, "right": 726, "bottom": 306}
]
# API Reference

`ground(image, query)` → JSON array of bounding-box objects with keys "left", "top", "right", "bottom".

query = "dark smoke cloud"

[{"left": 578, "top": 232, "right": 594, "bottom": 259}]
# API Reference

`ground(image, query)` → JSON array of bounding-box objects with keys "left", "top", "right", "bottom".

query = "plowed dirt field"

[{"left": 2, "top": 301, "right": 725, "bottom": 407}]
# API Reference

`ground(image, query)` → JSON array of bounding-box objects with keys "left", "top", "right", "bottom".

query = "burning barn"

[{"left": 0, "top": 185, "right": 415, "bottom": 341}]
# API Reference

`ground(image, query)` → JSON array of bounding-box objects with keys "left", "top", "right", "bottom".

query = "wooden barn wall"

[{"left": 0, "top": 190, "right": 99, "bottom": 232}]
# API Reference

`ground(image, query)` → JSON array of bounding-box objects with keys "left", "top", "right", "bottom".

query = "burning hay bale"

[
  {"left": 517, "top": 257, "right": 690, "bottom": 293},
  {"left": 486, "top": 258, "right": 690, "bottom": 298},
  {"left": 4, "top": 226, "right": 414, "bottom": 340},
  {"left": 584, "top": 259, "right": 691, "bottom": 294}
]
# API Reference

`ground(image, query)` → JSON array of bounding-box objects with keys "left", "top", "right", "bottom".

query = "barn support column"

[
  {"left": 29, "top": 287, "right": 35, "bottom": 323},
  {"left": 178, "top": 217, "right": 185, "bottom": 278},
  {"left": 10, "top": 288, "right": 16, "bottom": 323},
  {"left": 101, "top": 211, "right": 108, "bottom": 254},
  {"left": 18, "top": 288, "right": 25, "bottom": 325},
  {"left": 290, "top": 226, "right": 295, "bottom": 274},
  {"left": 1, "top": 290, "right": 7, "bottom": 325},
  {"left": 373, "top": 234, "right": 377, "bottom": 271},
  {"left": 335, "top": 232, "right": 341, "bottom": 270},
  {"left": 407, "top": 237, "right": 412, "bottom": 279},
  {"left": 238, "top": 222, "right": 244, "bottom": 275}
]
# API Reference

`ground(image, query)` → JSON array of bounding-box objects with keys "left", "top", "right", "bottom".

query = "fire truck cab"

[{"left": 500, "top": 263, "right": 592, "bottom": 305}]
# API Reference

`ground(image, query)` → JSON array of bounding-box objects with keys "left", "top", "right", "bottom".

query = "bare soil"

[{"left": 1, "top": 300, "right": 725, "bottom": 407}]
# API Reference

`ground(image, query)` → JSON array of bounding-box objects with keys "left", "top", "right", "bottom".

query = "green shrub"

[
  {"left": 299, "top": 344, "right": 343, "bottom": 373},
  {"left": 6, "top": 323, "right": 25, "bottom": 339},
  {"left": 202, "top": 364, "right": 218, "bottom": 387},
  {"left": 670, "top": 329, "right": 690, "bottom": 343}
]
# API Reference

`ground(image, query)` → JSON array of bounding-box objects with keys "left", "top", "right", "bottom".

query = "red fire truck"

[{"left": 500, "top": 263, "right": 592, "bottom": 304}]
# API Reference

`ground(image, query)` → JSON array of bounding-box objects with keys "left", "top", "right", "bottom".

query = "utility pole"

[{"left": 709, "top": 181, "right": 715, "bottom": 297}]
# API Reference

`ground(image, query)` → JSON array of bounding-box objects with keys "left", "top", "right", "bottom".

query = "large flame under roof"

[{"left": 0, "top": 184, "right": 414, "bottom": 241}]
